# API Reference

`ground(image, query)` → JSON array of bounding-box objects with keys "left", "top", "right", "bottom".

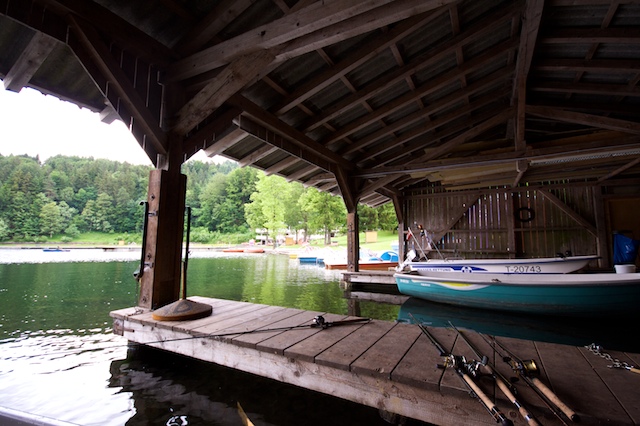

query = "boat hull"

[
  {"left": 407, "top": 255, "right": 597, "bottom": 274},
  {"left": 394, "top": 271, "right": 640, "bottom": 315}
]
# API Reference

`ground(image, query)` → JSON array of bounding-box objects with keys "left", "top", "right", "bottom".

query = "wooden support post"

[
  {"left": 347, "top": 211, "right": 360, "bottom": 272},
  {"left": 391, "top": 194, "right": 405, "bottom": 261},
  {"left": 508, "top": 191, "right": 519, "bottom": 258},
  {"left": 593, "top": 186, "right": 609, "bottom": 269},
  {"left": 138, "top": 169, "right": 187, "bottom": 309}
]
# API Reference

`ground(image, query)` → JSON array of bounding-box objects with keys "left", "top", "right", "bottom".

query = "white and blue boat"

[
  {"left": 394, "top": 270, "right": 640, "bottom": 316},
  {"left": 400, "top": 251, "right": 598, "bottom": 275}
]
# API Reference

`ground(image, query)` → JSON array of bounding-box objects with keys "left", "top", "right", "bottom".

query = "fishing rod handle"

[
  {"left": 461, "top": 373, "right": 514, "bottom": 426},
  {"left": 629, "top": 367, "right": 640, "bottom": 374},
  {"left": 530, "top": 377, "right": 580, "bottom": 422},
  {"left": 495, "top": 378, "right": 541, "bottom": 426}
]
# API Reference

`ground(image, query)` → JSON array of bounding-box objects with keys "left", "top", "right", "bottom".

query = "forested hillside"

[{"left": 0, "top": 154, "right": 396, "bottom": 244}]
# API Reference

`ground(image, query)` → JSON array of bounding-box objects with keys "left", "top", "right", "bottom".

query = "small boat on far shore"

[
  {"left": 394, "top": 269, "right": 640, "bottom": 316},
  {"left": 42, "top": 247, "right": 70, "bottom": 252}
]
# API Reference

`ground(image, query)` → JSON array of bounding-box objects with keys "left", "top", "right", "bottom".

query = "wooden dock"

[{"left": 111, "top": 297, "right": 640, "bottom": 426}]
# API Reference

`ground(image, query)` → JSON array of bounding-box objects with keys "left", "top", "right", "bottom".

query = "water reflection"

[
  {"left": 2, "top": 248, "right": 637, "bottom": 425},
  {"left": 0, "top": 250, "right": 406, "bottom": 426},
  {"left": 110, "top": 345, "right": 403, "bottom": 426},
  {"left": 397, "top": 297, "right": 640, "bottom": 353}
]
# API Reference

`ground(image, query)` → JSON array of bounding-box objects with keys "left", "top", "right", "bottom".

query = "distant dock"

[{"left": 111, "top": 297, "right": 639, "bottom": 425}]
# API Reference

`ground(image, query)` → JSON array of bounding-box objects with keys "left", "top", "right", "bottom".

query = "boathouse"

[{"left": 2, "top": 1, "right": 640, "bottom": 424}]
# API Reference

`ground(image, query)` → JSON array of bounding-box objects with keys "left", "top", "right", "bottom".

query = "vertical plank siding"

[{"left": 405, "top": 183, "right": 598, "bottom": 259}]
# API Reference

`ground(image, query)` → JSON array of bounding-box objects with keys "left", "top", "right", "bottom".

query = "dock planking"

[{"left": 111, "top": 297, "right": 640, "bottom": 426}]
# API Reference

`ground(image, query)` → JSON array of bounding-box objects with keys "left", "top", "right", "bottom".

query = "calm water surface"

[
  {"left": 0, "top": 249, "right": 408, "bottom": 426},
  {"left": 1, "top": 248, "right": 638, "bottom": 426}
]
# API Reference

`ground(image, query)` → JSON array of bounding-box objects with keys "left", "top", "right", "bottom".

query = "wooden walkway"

[{"left": 111, "top": 297, "right": 640, "bottom": 426}]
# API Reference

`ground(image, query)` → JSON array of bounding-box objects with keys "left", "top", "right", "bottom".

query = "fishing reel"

[
  {"left": 312, "top": 315, "right": 328, "bottom": 329},
  {"left": 506, "top": 357, "right": 539, "bottom": 376}
]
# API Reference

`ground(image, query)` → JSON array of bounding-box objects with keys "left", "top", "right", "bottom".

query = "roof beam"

[
  {"left": 270, "top": 9, "right": 446, "bottom": 115},
  {"left": 181, "top": 107, "right": 244, "bottom": 158},
  {"left": 526, "top": 105, "right": 640, "bottom": 135},
  {"left": 534, "top": 58, "right": 640, "bottom": 73},
  {"left": 512, "top": 0, "right": 543, "bottom": 150},
  {"left": 171, "top": 49, "right": 276, "bottom": 136},
  {"left": 3, "top": 32, "right": 57, "bottom": 92},
  {"left": 68, "top": 14, "right": 167, "bottom": 156},
  {"left": 355, "top": 93, "right": 510, "bottom": 163},
  {"left": 539, "top": 27, "right": 640, "bottom": 44},
  {"left": 37, "top": 0, "right": 175, "bottom": 64},
  {"left": 173, "top": 0, "right": 254, "bottom": 56},
  {"left": 531, "top": 81, "right": 640, "bottom": 97},
  {"left": 234, "top": 113, "right": 335, "bottom": 173},
  {"left": 357, "top": 138, "right": 640, "bottom": 178},
  {"left": 229, "top": 94, "right": 354, "bottom": 171},
  {"left": 166, "top": 0, "right": 460, "bottom": 82},
  {"left": 303, "top": 2, "right": 522, "bottom": 133},
  {"left": 324, "top": 63, "right": 515, "bottom": 148}
]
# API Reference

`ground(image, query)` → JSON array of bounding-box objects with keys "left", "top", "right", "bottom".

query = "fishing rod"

[
  {"left": 29, "top": 316, "right": 373, "bottom": 358},
  {"left": 479, "top": 333, "right": 580, "bottom": 424},
  {"left": 448, "top": 323, "right": 541, "bottom": 426},
  {"left": 408, "top": 314, "right": 514, "bottom": 426}
]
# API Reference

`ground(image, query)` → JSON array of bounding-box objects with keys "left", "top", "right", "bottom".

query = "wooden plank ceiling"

[{"left": 1, "top": 0, "right": 639, "bottom": 206}]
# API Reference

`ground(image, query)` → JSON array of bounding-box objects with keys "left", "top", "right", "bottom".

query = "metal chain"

[{"left": 585, "top": 343, "right": 635, "bottom": 370}]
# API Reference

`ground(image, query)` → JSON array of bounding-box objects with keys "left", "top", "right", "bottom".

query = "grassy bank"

[{"left": 1, "top": 230, "right": 400, "bottom": 254}]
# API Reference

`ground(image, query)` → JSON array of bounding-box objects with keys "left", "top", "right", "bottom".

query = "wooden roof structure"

[{"left": 2, "top": 0, "right": 640, "bottom": 207}]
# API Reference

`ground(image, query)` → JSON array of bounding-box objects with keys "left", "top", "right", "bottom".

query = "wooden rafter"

[
  {"left": 270, "top": 9, "right": 446, "bottom": 115},
  {"left": 303, "top": 3, "right": 521, "bottom": 133},
  {"left": 512, "top": 0, "right": 543, "bottom": 150},
  {"left": 67, "top": 15, "right": 167, "bottom": 156},
  {"left": 526, "top": 106, "right": 640, "bottom": 135},
  {"left": 357, "top": 138, "right": 640, "bottom": 179},
  {"left": 229, "top": 94, "right": 353, "bottom": 171},
  {"left": 38, "top": 0, "right": 175, "bottom": 64},
  {"left": 3, "top": 32, "right": 57, "bottom": 92},
  {"left": 171, "top": 49, "right": 276, "bottom": 136},
  {"left": 166, "top": 0, "right": 460, "bottom": 82}
]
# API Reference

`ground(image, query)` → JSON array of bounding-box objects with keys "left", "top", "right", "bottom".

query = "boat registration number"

[{"left": 505, "top": 265, "right": 542, "bottom": 273}]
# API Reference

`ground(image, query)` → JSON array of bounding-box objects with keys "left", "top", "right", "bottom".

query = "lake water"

[
  {"left": 1, "top": 249, "right": 637, "bottom": 426},
  {"left": 0, "top": 249, "right": 410, "bottom": 426}
]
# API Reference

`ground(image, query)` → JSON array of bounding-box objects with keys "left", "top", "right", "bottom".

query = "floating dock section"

[{"left": 111, "top": 297, "right": 639, "bottom": 425}]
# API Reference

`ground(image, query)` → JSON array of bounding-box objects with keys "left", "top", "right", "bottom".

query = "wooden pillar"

[
  {"left": 138, "top": 169, "right": 187, "bottom": 309},
  {"left": 334, "top": 167, "right": 361, "bottom": 272},
  {"left": 346, "top": 211, "right": 360, "bottom": 272},
  {"left": 509, "top": 191, "right": 520, "bottom": 258},
  {"left": 593, "top": 186, "right": 609, "bottom": 269},
  {"left": 391, "top": 194, "right": 405, "bottom": 262},
  {"left": 138, "top": 130, "right": 187, "bottom": 310}
]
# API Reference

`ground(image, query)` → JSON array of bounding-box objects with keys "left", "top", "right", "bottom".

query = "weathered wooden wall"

[{"left": 403, "top": 183, "right": 599, "bottom": 260}]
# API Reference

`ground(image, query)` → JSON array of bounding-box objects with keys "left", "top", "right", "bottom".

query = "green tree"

[
  {"left": 40, "top": 201, "right": 63, "bottom": 237},
  {"left": 377, "top": 203, "right": 397, "bottom": 231},
  {"left": 197, "top": 173, "right": 228, "bottom": 230},
  {"left": 358, "top": 205, "right": 379, "bottom": 231},
  {"left": 299, "top": 187, "right": 346, "bottom": 245},
  {"left": 217, "top": 167, "right": 258, "bottom": 232},
  {"left": 283, "top": 182, "right": 305, "bottom": 242},
  {"left": 0, "top": 218, "right": 9, "bottom": 241},
  {"left": 246, "top": 174, "right": 290, "bottom": 246}
]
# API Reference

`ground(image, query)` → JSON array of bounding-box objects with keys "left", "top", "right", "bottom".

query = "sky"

[{"left": 0, "top": 85, "right": 214, "bottom": 165}]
